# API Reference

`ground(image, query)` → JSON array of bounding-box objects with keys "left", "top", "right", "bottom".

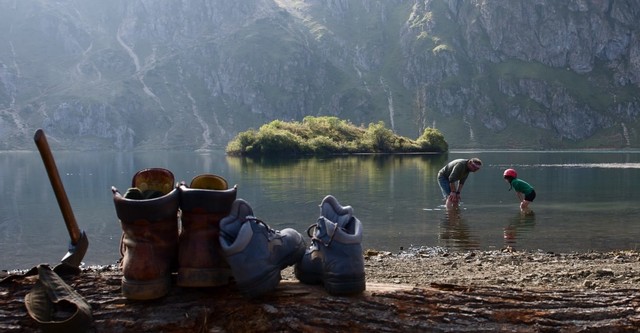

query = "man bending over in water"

[{"left": 437, "top": 158, "right": 482, "bottom": 208}]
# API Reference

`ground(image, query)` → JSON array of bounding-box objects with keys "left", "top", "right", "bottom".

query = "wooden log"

[{"left": 1, "top": 267, "right": 639, "bottom": 332}]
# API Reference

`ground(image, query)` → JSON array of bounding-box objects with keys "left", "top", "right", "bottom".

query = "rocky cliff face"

[
  {"left": 0, "top": 0, "right": 638, "bottom": 150},
  {"left": 402, "top": 0, "right": 640, "bottom": 148}
]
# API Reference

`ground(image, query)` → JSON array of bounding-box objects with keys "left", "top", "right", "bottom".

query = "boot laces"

[
  {"left": 118, "top": 233, "right": 126, "bottom": 266},
  {"left": 243, "top": 215, "right": 278, "bottom": 240},
  {"left": 308, "top": 217, "right": 340, "bottom": 247}
]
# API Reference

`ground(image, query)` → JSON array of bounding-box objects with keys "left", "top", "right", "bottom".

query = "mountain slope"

[{"left": 0, "top": 0, "right": 638, "bottom": 150}]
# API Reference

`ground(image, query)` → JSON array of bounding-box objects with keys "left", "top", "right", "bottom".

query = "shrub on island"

[{"left": 226, "top": 116, "right": 448, "bottom": 156}]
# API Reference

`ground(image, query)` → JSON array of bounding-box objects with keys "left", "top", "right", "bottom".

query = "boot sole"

[
  {"left": 236, "top": 268, "right": 282, "bottom": 298},
  {"left": 294, "top": 265, "right": 323, "bottom": 285},
  {"left": 177, "top": 267, "right": 232, "bottom": 287},
  {"left": 324, "top": 274, "right": 366, "bottom": 295},
  {"left": 122, "top": 276, "right": 171, "bottom": 300}
]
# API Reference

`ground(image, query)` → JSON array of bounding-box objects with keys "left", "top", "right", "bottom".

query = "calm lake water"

[{"left": 1, "top": 149, "right": 640, "bottom": 270}]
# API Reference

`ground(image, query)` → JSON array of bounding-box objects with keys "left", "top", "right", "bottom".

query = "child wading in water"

[{"left": 503, "top": 169, "right": 536, "bottom": 214}]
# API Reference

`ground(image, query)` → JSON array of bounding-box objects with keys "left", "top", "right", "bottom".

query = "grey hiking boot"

[
  {"left": 219, "top": 199, "right": 306, "bottom": 298},
  {"left": 294, "top": 195, "right": 354, "bottom": 285},
  {"left": 294, "top": 195, "right": 366, "bottom": 295}
]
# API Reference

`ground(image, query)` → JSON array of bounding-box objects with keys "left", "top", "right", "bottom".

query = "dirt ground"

[
  {"left": 2, "top": 247, "right": 640, "bottom": 332},
  {"left": 282, "top": 247, "right": 640, "bottom": 290}
]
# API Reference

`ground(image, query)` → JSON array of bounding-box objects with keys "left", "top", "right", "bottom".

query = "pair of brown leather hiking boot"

[{"left": 112, "top": 168, "right": 237, "bottom": 300}]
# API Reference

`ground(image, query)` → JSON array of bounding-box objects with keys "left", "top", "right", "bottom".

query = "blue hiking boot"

[
  {"left": 294, "top": 194, "right": 354, "bottom": 285},
  {"left": 294, "top": 195, "right": 366, "bottom": 295},
  {"left": 219, "top": 199, "right": 306, "bottom": 298}
]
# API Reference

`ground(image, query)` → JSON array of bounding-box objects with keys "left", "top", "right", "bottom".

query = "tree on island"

[{"left": 226, "top": 116, "right": 448, "bottom": 157}]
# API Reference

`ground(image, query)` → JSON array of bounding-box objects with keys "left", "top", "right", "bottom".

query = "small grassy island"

[{"left": 226, "top": 116, "right": 448, "bottom": 157}]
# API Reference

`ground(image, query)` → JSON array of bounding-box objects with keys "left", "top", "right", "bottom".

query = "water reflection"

[
  {"left": 2, "top": 150, "right": 640, "bottom": 269},
  {"left": 439, "top": 207, "right": 480, "bottom": 250},
  {"left": 503, "top": 212, "right": 536, "bottom": 249}
]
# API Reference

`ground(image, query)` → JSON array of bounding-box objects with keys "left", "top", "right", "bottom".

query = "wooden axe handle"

[{"left": 34, "top": 129, "right": 81, "bottom": 245}]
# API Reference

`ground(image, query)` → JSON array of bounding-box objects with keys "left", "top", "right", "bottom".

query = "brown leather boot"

[
  {"left": 177, "top": 174, "right": 237, "bottom": 287},
  {"left": 112, "top": 168, "right": 179, "bottom": 300}
]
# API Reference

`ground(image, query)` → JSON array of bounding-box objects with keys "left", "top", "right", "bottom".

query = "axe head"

[{"left": 60, "top": 230, "right": 89, "bottom": 269}]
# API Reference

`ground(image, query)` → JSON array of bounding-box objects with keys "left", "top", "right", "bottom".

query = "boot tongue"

[
  {"left": 316, "top": 217, "right": 339, "bottom": 240},
  {"left": 123, "top": 188, "right": 144, "bottom": 199},
  {"left": 220, "top": 220, "right": 242, "bottom": 242},
  {"left": 190, "top": 174, "right": 228, "bottom": 190},
  {"left": 131, "top": 168, "right": 175, "bottom": 195},
  {"left": 323, "top": 208, "right": 352, "bottom": 228},
  {"left": 220, "top": 199, "right": 254, "bottom": 240},
  {"left": 320, "top": 196, "right": 353, "bottom": 228}
]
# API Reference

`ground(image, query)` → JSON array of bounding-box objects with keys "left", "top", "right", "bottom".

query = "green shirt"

[
  {"left": 438, "top": 159, "right": 471, "bottom": 184},
  {"left": 511, "top": 178, "right": 534, "bottom": 195}
]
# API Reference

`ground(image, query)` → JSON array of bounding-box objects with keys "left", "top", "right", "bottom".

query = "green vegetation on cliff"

[{"left": 226, "top": 116, "right": 448, "bottom": 156}]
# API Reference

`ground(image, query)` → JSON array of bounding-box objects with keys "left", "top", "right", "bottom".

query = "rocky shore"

[
  {"left": 2, "top": 248, "right": 640, "bottom": 332},
  {"left": 352, "top": 247, "right": 640, "bottom": 290}
]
